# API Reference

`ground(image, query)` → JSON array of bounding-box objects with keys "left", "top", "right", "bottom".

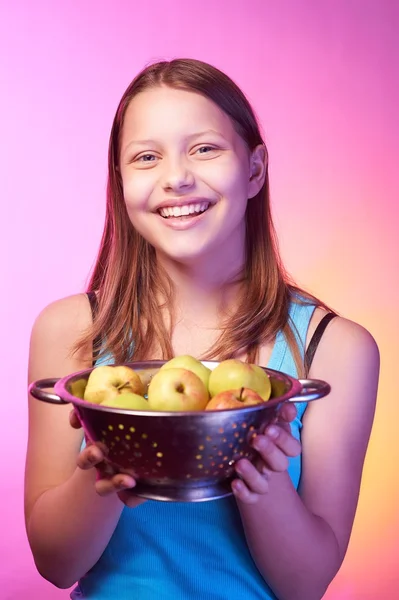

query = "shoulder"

[
  {"left": 307, "top": 309, "right": 379, "bottom": 374},
  {"left": 32, "top": 293, "right": 93, "bottom": 337},
  {"left": 303, "top": 310, "right": 379, "bottom": 442},
  {"left": 30, "top": 293, "right": 94, "bottom": 368}
]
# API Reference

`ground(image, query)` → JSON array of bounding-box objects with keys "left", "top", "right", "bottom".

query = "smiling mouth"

[{"left": 158, "top": 202, "right": 211, "bottom": 219}]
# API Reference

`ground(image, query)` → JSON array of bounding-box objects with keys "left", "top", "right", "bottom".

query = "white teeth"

[{"left": 159, "top": 202, "right": 210, "bottom": 218}]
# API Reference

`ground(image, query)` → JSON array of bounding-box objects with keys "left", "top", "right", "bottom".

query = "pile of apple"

[{"left": 83, "top": 355, "right": 272, "bottom": 412}]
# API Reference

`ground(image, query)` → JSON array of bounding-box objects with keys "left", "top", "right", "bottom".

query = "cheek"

[
  {"left": 202, "top": 157, "right": 250, "bottom": 198},
  {"left": 121, "top": 173, "right": 154, "bottom": 212}
]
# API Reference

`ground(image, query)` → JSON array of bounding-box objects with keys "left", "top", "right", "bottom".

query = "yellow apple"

[
  {"left": 159, "top": 355, "right": 211, "bottom": 396},
  {"left": 147, "top": 368, "right": 209, "bottom": 411},
  {"left": 208, "top": 359, "right": 271, "bottom": 401},
  {"left": 101, "top": 391, "right": 151, "bottom": 410},
  {"left": 84, "top": 365, "right": 145, "bottom": 405},
  {"left": 205, "top": 387, "right": 264, "bottom": 410}
]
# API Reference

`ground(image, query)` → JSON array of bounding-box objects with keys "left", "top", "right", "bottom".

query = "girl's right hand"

[{"left": 69, "top": 409, "right": 146, "bottom": 508}]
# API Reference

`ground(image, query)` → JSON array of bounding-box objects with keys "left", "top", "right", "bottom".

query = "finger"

[
  {"left": 231, "top": 477, "right": 261, "bottom": 504},
  {"left": 69, "top": 409, "right": 82, "bottom": 429},
  {"left": 95, "top": 474, "right": 136, "bottom": 497},
  {"left": 278, "top": 402, "right": 297, "bottom": 424},
  {"left": 77, "top": 444, "right": 106, "bottom": 470},
  {"left": 252, "top": 428, "right": 301, "bottom": 472},
  {"left": 234, "top": 458, "right": 269, "bottom": 496}
]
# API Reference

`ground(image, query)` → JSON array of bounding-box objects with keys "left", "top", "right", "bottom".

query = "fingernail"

[
  {"left": 233, "top": 480, "right": 243, "bottom": 492},
  {"left": 252, "top": 436, "right": 266, "bottom": 450},
  {"left": 266, "top": 425, "right": 279, "bottom": 439}
]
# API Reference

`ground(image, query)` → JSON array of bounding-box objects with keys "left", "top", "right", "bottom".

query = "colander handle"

[
  {"left": 29, "top": 378, "right": 69, "bottom": 405},
  {"left": 289, "top": 378, "right": 331, "bottom": 403}
]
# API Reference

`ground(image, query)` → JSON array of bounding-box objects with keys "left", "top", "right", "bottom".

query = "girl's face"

[{"left": 119, "top": 86, "right": 265, "bottom": 270}]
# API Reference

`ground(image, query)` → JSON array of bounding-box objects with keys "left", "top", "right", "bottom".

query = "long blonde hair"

[{"left": 75, "top": 59, "right": 328, "bottom": 376}]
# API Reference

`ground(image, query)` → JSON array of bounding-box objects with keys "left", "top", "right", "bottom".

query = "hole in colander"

[
  {"left": 156, "top": 452, "right": 163, "bottom": 458},
  {"left": 186, "top": 474, "right": 191, "bottom": 479},
  {"left": 238, "top": 438, "right": 244, "bottom": 443},
  {"left": 232, "top": 423, "right": 237, "bottom": 429},
  {"left": 206, "top": 436, "right": 212, "bottom": 442},
  {"left": 222, "top": 437, "right": 227, "bottom": 443},
  {"left": 125, "top": 434, "right": 131, "bottom": 440},
  {"left": 218, "top": 427, "right": 224, "bottom": 434},
  {"left": 242, "top": 422, "right": 248, "bottom": 428},
  {"left": 118, "top": 424, "right": 124, "bottom": 430},
  {"left": 141, "top": 433, "right": 148, "bottom": 439},
  {"left": 197, "top": 464, "right": 203, "bottom": 469},
  {"left": 115, "top": 436, "right": 120, "bottom": 442},
  {"left": 129, "top": 427, "right": 136, "bottom": 433},
  {"left": 219, "top": 464, "right": 224, "bottom": 469},
  {"left": 198, "top": 444, "right": 204, "bottom": 450},
  {"left": 234, "top": 432, "right": 240, "bottom": 438},
  {"left": 208, "top": 454, "right": 214, "bottom": 460},
  {"left": 156, "top": 461, "right": 162, "bottom": 467},
  {"left": 101, "top": 430, "right": 107, "bottom": 436},
  {"left": 134, "top": 443, "right": 140, "bottom": 448},
  {"left": 108, "top": 425, "right": 114, "bottom": 431},
  {"left": 196, "top": 454, "right": 202, "bottom": 460},
  {"left": 152, "top": 442, "right": 158, "bottom": 448}
]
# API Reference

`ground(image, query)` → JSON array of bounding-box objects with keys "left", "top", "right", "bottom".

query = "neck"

[{"left": 155, "top": 246, "right": 246, "bottom": 324}]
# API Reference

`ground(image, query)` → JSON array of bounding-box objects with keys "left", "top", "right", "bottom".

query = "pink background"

[{"left": 1, "top": 1, "right": 398, "bottom": 598}]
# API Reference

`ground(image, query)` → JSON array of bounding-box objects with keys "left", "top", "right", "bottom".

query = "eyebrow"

[{"left": 121, "top": 129, "right": 227, "bottom": 154}]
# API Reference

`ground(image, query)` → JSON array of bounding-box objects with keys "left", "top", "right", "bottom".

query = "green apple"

[
  {"left": 147, "top": 368, "right": 209, "bottom": 411},
  {"left": 84, "top": 365, "right": 145, "bottom": 405},
  {"left": 208, "top": 359, "right": 271, "bottom": 401},
  {"left": 205, "top": 387, "right": 264, "bottom": 410},
  {"left": 159, "top": 355, "right": 211, "bottom": 396},
  {"left": 101, "top": 391, "right": 151, "bottom": 410}
]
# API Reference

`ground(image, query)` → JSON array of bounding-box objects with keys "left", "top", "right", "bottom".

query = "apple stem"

[{"left": 239, "top": 387, "right": 245, "bottom": 402}]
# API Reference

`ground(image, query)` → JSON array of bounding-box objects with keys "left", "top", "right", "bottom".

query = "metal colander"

[{"left": 29, "top": 360, "right": 330, "bottom": 502}]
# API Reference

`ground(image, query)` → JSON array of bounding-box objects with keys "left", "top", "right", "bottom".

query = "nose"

[{"left": 161, "top": 156, "right": 195, "bottom": 193}]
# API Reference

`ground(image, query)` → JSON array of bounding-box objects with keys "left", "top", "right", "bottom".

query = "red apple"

[{"left": 205, "top": 387, "right": 264, "bottom": 410}]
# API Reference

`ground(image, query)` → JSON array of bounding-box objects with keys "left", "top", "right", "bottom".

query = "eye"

[
  {"left": 136, "top": 153, "right": 157, "bottom": 163},
  {"left": 195, "top": 145, "right": 216, "bottom": 155}
]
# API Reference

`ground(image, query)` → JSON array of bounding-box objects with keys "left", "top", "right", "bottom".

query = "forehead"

[{"left": 121, "top": 86, "right": 237, "bottom": 143}]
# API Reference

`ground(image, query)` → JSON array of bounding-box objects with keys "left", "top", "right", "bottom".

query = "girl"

[{"left": 25, "top": 59, "right": 379, "bottom": 600}]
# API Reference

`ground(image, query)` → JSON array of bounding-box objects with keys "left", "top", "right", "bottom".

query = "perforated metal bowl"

[{"left": 29, "top": 360, "right": 330, "bottom": 502}]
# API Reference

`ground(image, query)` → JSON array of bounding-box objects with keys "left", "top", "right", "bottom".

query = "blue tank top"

[{"left": 71, "top": 300, "right": 316, "bottom": 600}]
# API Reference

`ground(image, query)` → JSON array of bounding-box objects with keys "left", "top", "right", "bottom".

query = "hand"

[
  {"left": 69, "top": 409, "right": 146, "bottom": 508},
  {"left": 232, "top": 402, "right": 301, "bottom": 504}
]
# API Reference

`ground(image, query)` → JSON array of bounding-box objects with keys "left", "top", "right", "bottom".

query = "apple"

[
  {"left": 147, "top": 368, "right": 209, "bottom": 411},
  {"left": 205, "top": 387, "right": 264, "bottom": 410},
  {"left": 208, "top": 359, "right": 271, "bottom": 401},
  {"left": 84, "top": 365, "right": 145, "bottom": 405},
  {"left": 101, "top": 391, "right": 151, "bottom": 410},
  {"left": 159, "top": 355, "right": 211, "bottom": 395}
]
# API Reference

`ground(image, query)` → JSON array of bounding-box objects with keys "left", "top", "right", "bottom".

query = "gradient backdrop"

[{"left": 1, "top": 1, "right": 398, "bottom": 598}]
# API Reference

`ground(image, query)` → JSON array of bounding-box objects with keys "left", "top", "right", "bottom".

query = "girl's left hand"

[{"left": 232, "top": 402, "right": 301, "bottom": 504}]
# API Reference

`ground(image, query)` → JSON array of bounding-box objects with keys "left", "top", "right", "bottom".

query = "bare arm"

[
  {"left": 234, "top": 315, "right": 379, "bottom": 600},
  {"left": 25, "top": 294, "right": 140, "bottom": 589}
]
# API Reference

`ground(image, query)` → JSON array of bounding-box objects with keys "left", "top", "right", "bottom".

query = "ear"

[{"left": 248, "top": 144, "right": 268, "bottom": 199}]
